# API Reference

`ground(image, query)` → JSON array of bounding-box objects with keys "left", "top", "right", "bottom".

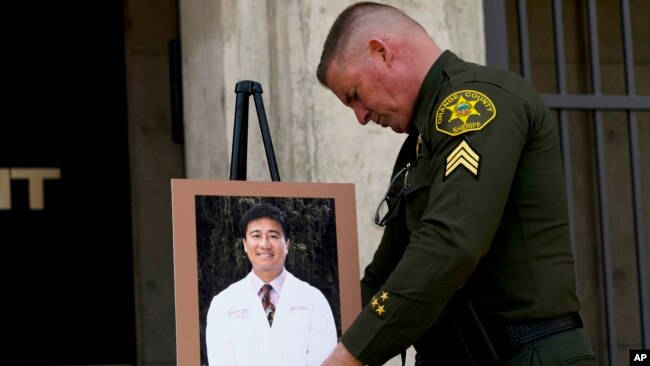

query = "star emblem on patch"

[{"left": 446, "top": 96, "right": 481, "bottom": 124}]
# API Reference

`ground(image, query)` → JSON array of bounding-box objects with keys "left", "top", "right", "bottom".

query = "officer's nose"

[{"left": 353, "top": 104, "right": 370, "bottom": 125}]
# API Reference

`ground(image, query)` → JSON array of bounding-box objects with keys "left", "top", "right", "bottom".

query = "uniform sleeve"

[
  {"left": 306, "top": 290, "right": 338, "bottom": 366},
  {"left": 360, "top": 135, "right": 416, "bottom": 306},
  {"left": 206, "top": 295, "right": 236, "bottom": 366},
  {"left": 360, "top": 211, "right": 410, "bottom": 305},
  {"left": 341, "top": 83, "right": 541, "bottom": 364}
]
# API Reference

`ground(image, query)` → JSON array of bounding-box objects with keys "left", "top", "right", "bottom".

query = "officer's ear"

[
  {"left": 284, "top": 240, "right": 290, "bottom": 254},
  {"left": 368, "top": 38, "right": 393, "bottom": 67}
]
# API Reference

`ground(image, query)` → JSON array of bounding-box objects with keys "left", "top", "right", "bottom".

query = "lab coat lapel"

[
  {"left": 271, "top": 272, "right": 298, "bottom": 331},
  {"left": 244, "top": 272, "right": 273, "bottom": 334}
]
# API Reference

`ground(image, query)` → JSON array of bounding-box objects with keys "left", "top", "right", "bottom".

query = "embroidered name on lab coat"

[
  {"left": 289, "top": 305, "right": 309, "bottom": 311},
  {"left": 227, "top": 308, "right": 250, "bottom": 319}
]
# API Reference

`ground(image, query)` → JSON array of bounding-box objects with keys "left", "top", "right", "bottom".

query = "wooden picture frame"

[{"left": 171, "top": 179, "right": 361, "bottom": 365}]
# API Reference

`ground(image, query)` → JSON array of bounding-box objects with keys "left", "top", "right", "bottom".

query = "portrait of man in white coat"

[{"left": 206, "top": 202, "right": 338, "bottom": 366}]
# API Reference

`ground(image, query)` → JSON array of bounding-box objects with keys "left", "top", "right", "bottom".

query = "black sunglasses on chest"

[{"left": 374, "top": 134, "right": 424, "bottom": 227}]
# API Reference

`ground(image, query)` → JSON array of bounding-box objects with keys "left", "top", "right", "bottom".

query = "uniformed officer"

[{"left": 317, "top": 2, "right": 598, "bottom": 365}]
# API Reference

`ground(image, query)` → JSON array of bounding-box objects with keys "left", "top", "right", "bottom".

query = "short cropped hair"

[
  {"left": 239, "top": 202, "right": 290, "bottom": 239},
  {"left": 316, "top": 2, "right": 398, "bottom": 86}
]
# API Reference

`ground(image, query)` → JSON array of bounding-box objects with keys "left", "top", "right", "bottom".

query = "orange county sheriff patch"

[{"left": 435, "top": 90, "right": 496, "bottom": 136}]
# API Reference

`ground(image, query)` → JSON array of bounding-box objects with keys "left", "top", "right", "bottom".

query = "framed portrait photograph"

[{"left": 171, "top": 179, "right": 361, "bottom": 366}]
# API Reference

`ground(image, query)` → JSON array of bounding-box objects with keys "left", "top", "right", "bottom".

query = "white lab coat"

[{"left": 206, "top": 271, "right": 337, "bottom": 366}]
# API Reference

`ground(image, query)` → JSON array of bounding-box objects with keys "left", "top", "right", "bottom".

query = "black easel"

[{"left": 229, "top": 80, "right": 281, "bottom": 181}]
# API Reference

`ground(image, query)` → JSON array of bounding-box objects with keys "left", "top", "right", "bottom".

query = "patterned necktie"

[{"left": 261, "top": 284, "right": 275, "bottom": 326}]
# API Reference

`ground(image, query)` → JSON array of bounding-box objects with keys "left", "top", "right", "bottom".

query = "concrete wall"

[{"left": 124, "top": 0, "right": 185, "bottom": 365}]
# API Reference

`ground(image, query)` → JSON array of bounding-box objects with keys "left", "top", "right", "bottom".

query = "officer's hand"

[{"left": 321, "top": 343, "right": 363, "bottom": 366}]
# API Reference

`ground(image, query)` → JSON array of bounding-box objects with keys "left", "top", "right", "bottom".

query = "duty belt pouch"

[{"left": 449, "top": 301, "right": 500, "bottom": 366}]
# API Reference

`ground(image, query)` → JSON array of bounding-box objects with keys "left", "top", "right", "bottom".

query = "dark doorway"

[{"left": 1, "top": 1, "right": 136, "bottom": 364}]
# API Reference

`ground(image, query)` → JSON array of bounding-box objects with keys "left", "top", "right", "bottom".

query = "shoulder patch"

[{"left": 435, "top": 90, "right": 496, "bottom": 136}]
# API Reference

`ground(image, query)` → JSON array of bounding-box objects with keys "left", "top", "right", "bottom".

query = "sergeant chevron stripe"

[{"left": 445, "top": 140, "right": 480, "bottom": 178}]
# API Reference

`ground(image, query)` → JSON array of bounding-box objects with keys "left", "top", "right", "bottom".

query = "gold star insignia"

[
  {"left": 380, "top": 291, "right": 389, "bottom": 301},
  {"left": 446, "top": 96, "right": 480, "bottom": 124},
  {"left": 370, "top": 297, "right": 379, "bottom": 308},
  {"left": 376, "top": 305, "right": 385, "bottom": 316}
]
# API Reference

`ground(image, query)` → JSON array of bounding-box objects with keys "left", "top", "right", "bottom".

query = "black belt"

[
  {"left": 493, "top": 312, "right": 583, "bottom": 349},
  {"left": 414, "top": 311, "right": 583, "bottom": 366}
]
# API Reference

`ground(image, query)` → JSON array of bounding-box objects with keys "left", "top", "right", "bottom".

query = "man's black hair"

[{"left": 239, "top": 202, "right": 290, "bottom": 239}]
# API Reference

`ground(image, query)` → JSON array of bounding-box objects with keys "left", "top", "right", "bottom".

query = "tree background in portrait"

[{"left": 195, "top": 195, "right": 340, "bottom": 365}]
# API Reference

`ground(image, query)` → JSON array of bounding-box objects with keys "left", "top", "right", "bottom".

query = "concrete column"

[
  {"left": 124, "top": 0, "right": 185, "bottom": 365},
  {"left": 180, "top": 1, "right": 484, "bottom": 364}
]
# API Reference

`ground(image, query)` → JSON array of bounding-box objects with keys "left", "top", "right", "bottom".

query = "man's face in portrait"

[{"left": 242, "top": 217, "right": 289, "bottom": 276}]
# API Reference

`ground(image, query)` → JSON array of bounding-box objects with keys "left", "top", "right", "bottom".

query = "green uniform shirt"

[{"left": 340, "top": 51, "right": 581, "bottom": 365}]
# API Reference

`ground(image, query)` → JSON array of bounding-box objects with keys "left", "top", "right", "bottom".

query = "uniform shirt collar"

[{"left": 411, "top": 50, "right": 462, "bottom": 135}]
